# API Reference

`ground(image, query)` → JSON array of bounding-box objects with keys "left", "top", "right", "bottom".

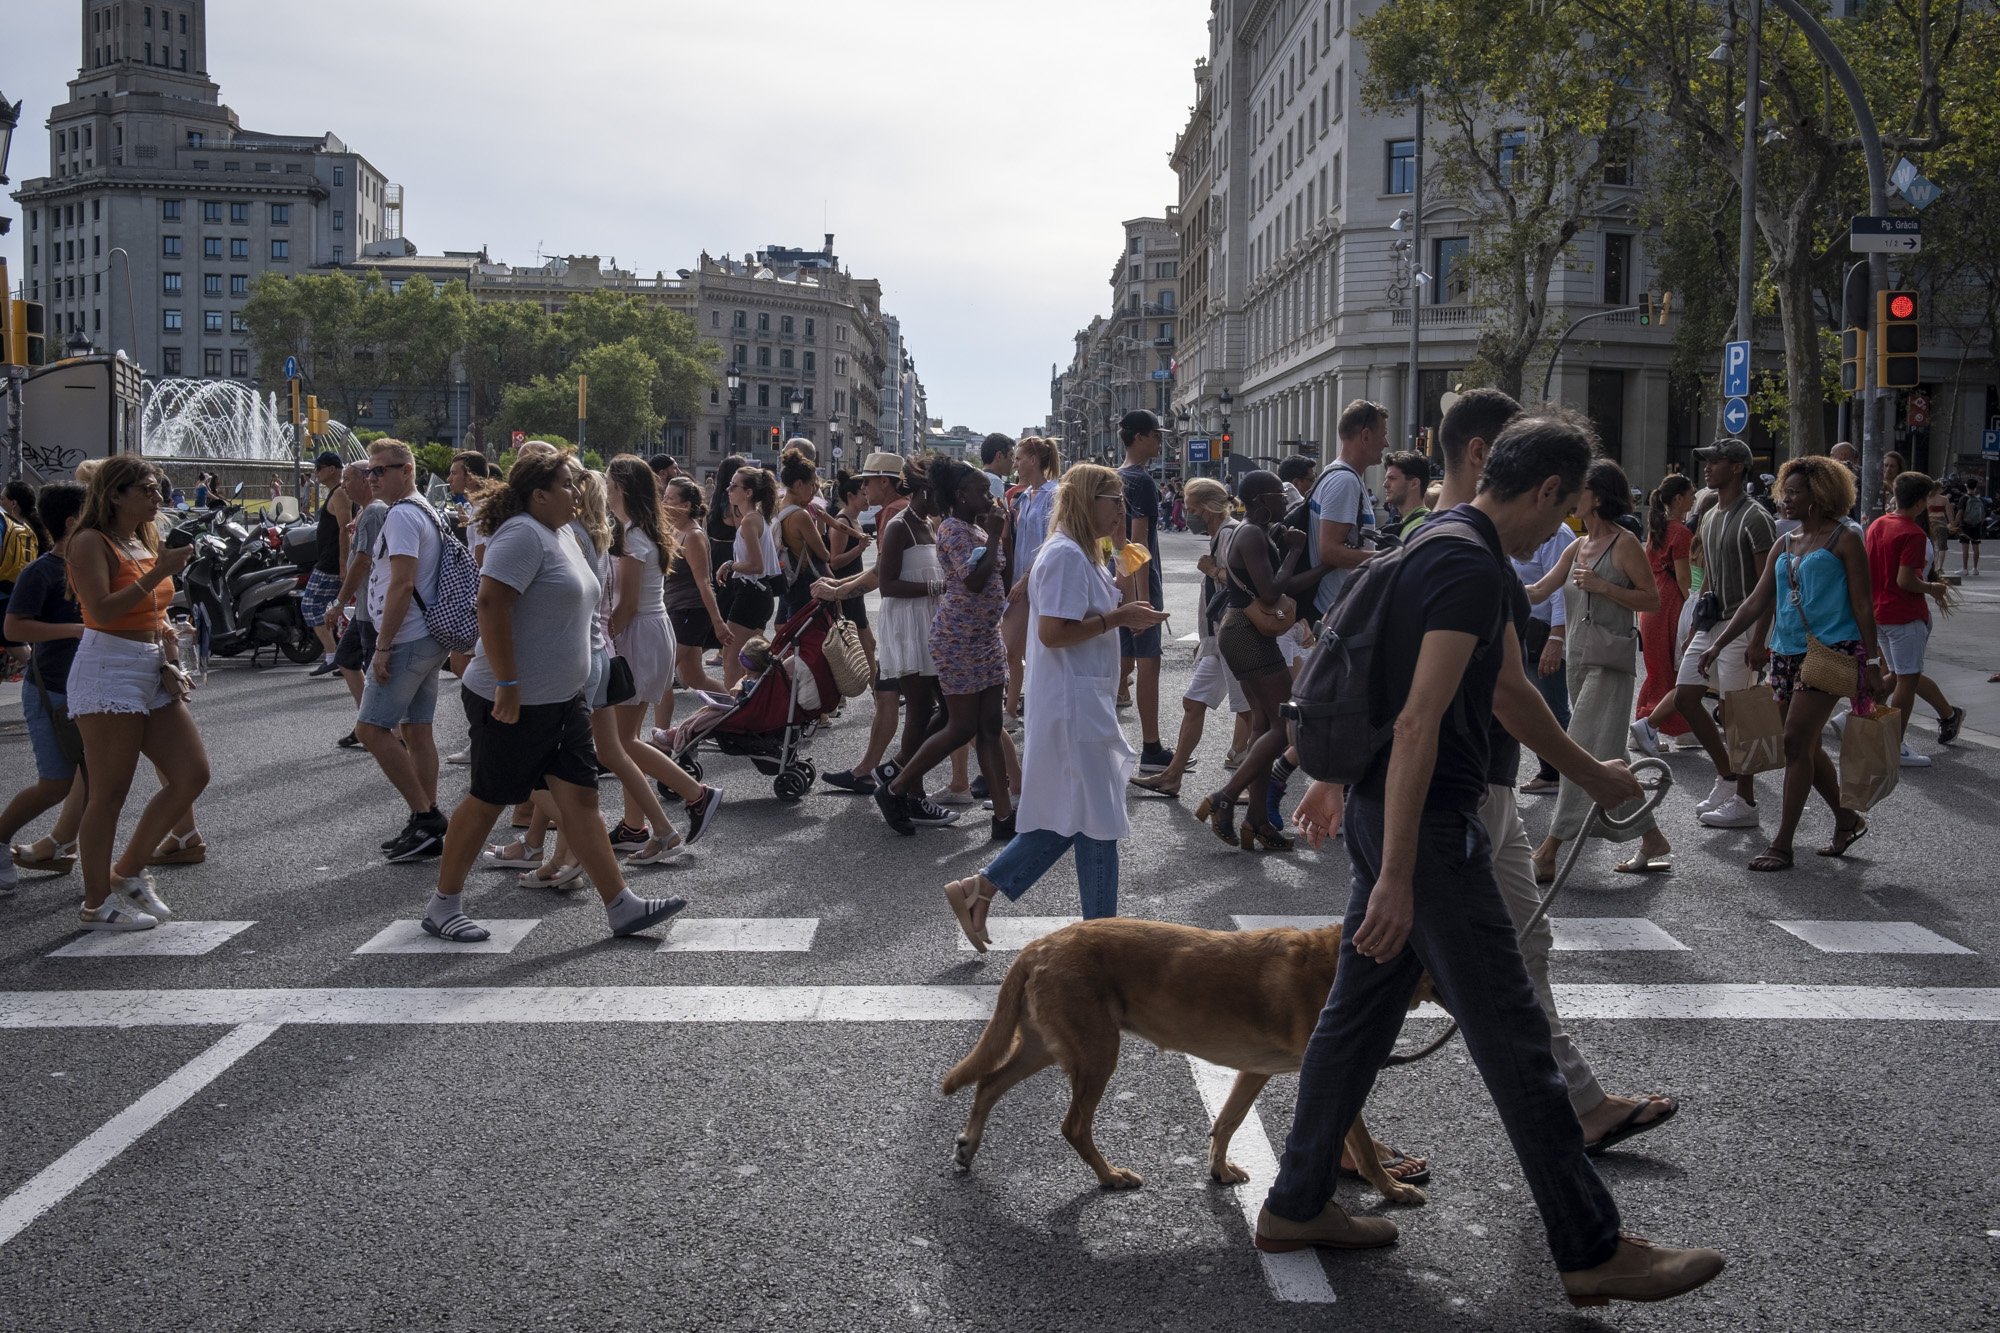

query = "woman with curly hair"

[
  {"left": 424, "top": 452, "right": 687, "bottom": 943},
  {"left": 1700, "top": 456, "right": 1880, "bottom": 872}
]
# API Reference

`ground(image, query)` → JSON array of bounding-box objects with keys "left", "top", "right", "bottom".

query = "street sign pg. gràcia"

[{"left": 1850, "top": 216, "right": 1921, "bottom": 254}]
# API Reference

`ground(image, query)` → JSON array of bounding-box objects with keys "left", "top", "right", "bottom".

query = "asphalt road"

[{"left": 2, "top": 529, "right": 1996, "bottom": 1332}]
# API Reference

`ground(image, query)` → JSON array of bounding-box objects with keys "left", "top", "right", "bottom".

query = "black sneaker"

[
  {"left": 381, "top": 814, "right": 415, "bottom": 852},
  {"left": 874, "top": 785, "right": 916, "bottom": 836},
  {"left": 1138, "top": 743, "right": 1175, "bottom": 775},
  {"left": 990, "top": 812, "right": 1017, "bottom": 842},
  {"left": 337, "top": 730, "right": 361, "bottom": 748},
  {"left": 872, "top": 760, "right": 902, "bottom": 788},
  {"left": 682, "top": 786, "right": 724, "bottom": 846},
  {"left": 384, "top": 822, "right": 443, "bottom": 863},
  {"left": 970, "top": 773, "right": 990, "bottom": 800},
  {"left": 1938, "top": 706, "right": 1966, "bottom": 746},
  {"left": 821, "top": 768, "right": 877, "bottom": 794},
  {"left": 907, "top": 794, "right": 961, "bottom": 828},
  {"left": 309, "top": 657, "right": 341, "bottom": 678},
  {"left": 608, "top": 821, "right": 651, "bottom": 854}
]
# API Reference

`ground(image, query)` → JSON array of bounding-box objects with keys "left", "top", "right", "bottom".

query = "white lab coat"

[{"left": 1015, "top": 533, "right": 1134, "bottom": 841}]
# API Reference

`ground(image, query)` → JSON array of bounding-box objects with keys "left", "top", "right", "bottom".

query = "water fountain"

[{"left": 139, "top": 377, "right": 364, "bottom": 501}]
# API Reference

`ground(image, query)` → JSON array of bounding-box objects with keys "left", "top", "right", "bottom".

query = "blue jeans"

[
  {"left": 1264, "top": 793, "right": 1621, "bottom": 1273},
  {"left": 1532, "top": 652, "right": 1570, "bottom": 782},
  {"left": 981, "top": 828, "right": 1118, "bottom": 919}
]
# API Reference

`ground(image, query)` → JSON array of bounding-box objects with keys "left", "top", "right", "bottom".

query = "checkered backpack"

[{"left": 387, "top": 498, "right": 480, "bottom": 654}]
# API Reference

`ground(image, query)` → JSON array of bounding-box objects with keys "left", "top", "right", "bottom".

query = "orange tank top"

[{"left": 84, "top": 538, "right": 175, "bottom": 633}]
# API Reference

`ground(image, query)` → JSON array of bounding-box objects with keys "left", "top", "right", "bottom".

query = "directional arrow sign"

[
  {"left": 1722, "top": 397, "right": 1750, "bottom": 435},
  {"left": 283, "top": 355, "right": 300, "bottom": 380},
  {"left": 1723, "top": 341, "right": 1752, "bottom": 399},
  {"left": 1850, "top": 216, "right": 1921, "bottom": 254}
]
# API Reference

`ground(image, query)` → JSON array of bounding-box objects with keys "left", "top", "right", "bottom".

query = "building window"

[
  {"left": 709, "top": 387, "right": 720, "bottom": 405},
  {"left": 203, "top": 310, "right": 222, "bottom": 332},
  {"left": 204, "top": 349, "right": 222, "bottom": 376},
  {"left": 835, "top": 325, "right": 847, "bottom": 343},
  {"left": 255, "top": 162, "right": 271, "bottom": 173},
  {"left": 230, "top": 238, "right": 248, "bottom": 259},
  {"left": 333, "top": 210, "right": 343, "bottom": 231},
  {"left": 163, "top": 309, "right": 182, "bottom": 331},
  {"left": 1386, "top": 139, "right": 1416, "bottom": 194},
  {"left": 780, "top": 315, "right": 794, "bottom": 335},
  {"left": 1497, "top": 130, "right": 1527, "bottom": 186},
  {"left": 1154, "top": 261, "right": 1178, "bottom": 279},
  {"left": 203, "top": 237, "right": 222, "bottom": 258},
  {"left": 1433, "top": 236, "right": 1470, "bottom": 305},
  {"left": 834, "top": 355, "right": 848, "bottom": 376},
  {"left": 202, "top": 200, "right": 221, "bottom": 222},
  {"left": 231, "top": 349, "right": 250, "bottom": 376},
  {"left": 145, "top": 6, "right": 153, "bottom": 27},
  {"left": 757, "top": 312, "right": 770, "bottom": 332},
  {"left": 389, "top": 280, "right": 405, "bottom": 295},
  {"left": 332, "top": 246, "right": 343, "bottom": 265},
  {"left": 803, "top": 318, "right": 815, "bottom": 339},
  {"left": 270, "top": 204, "right": 290, "bottom": 225},
  {"left": 163, "top": 347, "right": 182, "bottom": 374},
  {"left": 230, "top": 202, "right": 248, "bottom": 224},
  {"left": 223, "top": 161, "right": 240, "bottom": 171},
  {"left": 1599, "top": 132, "right": 1633, "bottom": 187},
  {"left": 756, "top": 384, "right": 770, "bottom": 408},
  {"left": 733, "top": 344, "right": 746, "bottom": 365},
  {"left": 709, "top": 429, "right": 720, "bottom": 454},
  {"left": 779, "top": 349, "right": 794, "bottom": 369},
  {"left": 162, "top": 236, "right": 182, "bottom": 257},
  {"left": 756, "top": 347, "right": 771, "bottom": 368},
  {"left": 834, "top": 391, "right": 847, "bottom": 414},
  {"left": 163, "top": 273, "right": 182, "bottom": 294},
  {"left": 733, "top": 310, "right": 747, "bottom": 329},
  {"left": 802, "top": 351, "right": 815, "bottom": 373},
  {"left": 231, "top": 312, "right": 248, "bottom": 333},
  {"left": 1602, "top": 233, "right": 1632, "bottom": 306},
  {"left": 203, "top": 274, "right": 221, "bottom": 295},
  {"left": 332, "top": 166, "right": 344, "bottom": 186},
  {"left": 162, "top": 199, "right": 181, "bottom": 221},
  {"left": 1130, "top": 237, "right": 1143, "bottom": 255},
  {"left": 709, "top": 311, "right": 720, "bottom": 328},
  {"left": 193, "top": 159, "right": 207, "bottom": 170},
  {"left": 230, "top": 275, "right": 248, "bottom": 296},
  {"left": 802, "top": 389, "right": 814, "bottom": 414}
]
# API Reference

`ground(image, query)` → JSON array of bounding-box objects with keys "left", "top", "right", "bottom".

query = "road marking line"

[
  {"left": 1, "top": 984, "right": 1996, "bottom": 1029},
  {"left": 1550, "top": 918, "right": 1690, "bottom": 952},
  {"left": 958, "top": 916, "right": 1081, "bottom": 952},
  {"left": 658, "top": 918, "right": 819, "bottom": 952},
  {"left": 1772, "top": 921, "right": 1975, "bottom": 955},
  {"left": 48, "top": 921, "right": 257, "bottom": 958},
  {"left": 1186, "top": 1056, "right": 1337, "bottom": 1305},
  {"left": 0, "top": 1023, "right": 278, "bottom": 1250},
  {"left": 352, "top": 919, "right": 541, "bottom": 955},
  {"left": 1233, "top": 915, "right": 1339, "bottom": 932}
]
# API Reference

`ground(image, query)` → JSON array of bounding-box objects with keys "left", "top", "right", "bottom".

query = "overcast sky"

[{"left": 3, "top": 1, "right": 1210, "bottom": 434}]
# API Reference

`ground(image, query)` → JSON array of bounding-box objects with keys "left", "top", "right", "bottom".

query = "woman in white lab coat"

[{"left": 943, "top": 464, "right": 1171, "bottom": 951}]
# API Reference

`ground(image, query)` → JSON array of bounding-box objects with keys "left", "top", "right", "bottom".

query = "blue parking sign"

[
  {"left": 1983, "top": 429, "right": 2000, "bottom": 460},
  {"left": 1722, "top": 341, "right": 1751, "bottom": 399}
]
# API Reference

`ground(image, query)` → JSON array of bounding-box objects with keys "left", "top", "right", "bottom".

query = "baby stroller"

[{"left": 662, "top": 601, "right": 840, "bottom": 802}]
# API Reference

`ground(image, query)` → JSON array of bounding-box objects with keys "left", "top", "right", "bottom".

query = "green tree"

[
  {"left": 1359, "top": 0, "right": 1649, "bottom": 400},
  {"left": 462, "top": 300, "right": 559, "bottom": 444},
  {"left": 551, "top": 290, "right": 716, "bottom": 424},
  {"left": 364, "top": 276, "right": 472, "bottom": 441},
  {"left": 241, "top": 268, "right": 382, "bottom": 429}
]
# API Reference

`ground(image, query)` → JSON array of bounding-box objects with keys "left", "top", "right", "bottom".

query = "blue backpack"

[{"left": 386, "top": 499, "right": 480, "bottom": 654}]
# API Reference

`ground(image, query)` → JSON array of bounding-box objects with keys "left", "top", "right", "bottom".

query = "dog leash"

[{"left": 1385, "top": 756, "right": 1674, "bottom": 1067}]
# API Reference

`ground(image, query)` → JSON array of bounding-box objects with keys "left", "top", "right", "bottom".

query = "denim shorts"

[
  {"left": 357, "top": 632, "right": 450, "bottom": 728},
  {"left": 22, "top": 683, "right": 80, "bottom": 781},
  {"left": 66, "top": 630, "right": 171, "bottom": 717}
]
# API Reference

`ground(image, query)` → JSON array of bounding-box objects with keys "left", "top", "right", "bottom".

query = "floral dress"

[{"left": 930, "top": 516, "right": 1007, "bottom": 695}]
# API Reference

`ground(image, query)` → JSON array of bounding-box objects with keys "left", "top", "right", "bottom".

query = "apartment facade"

[
  {"left": 1052, "top": 216, "right": 1181, "bottom": 466},
  {"left": 13, "top": 0, "right": 398, "bottom": 380}
]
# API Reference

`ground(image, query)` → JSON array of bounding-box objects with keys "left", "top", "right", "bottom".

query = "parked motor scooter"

[{"left": 179, "top": 520, "right": 319, "bottom": 667}]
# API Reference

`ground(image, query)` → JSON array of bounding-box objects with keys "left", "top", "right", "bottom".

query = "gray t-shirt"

[
  {"left": 461, "top": 514, "right": 600, "bottom": 705},
  {"left": 348, "top": 500, "right": 388, "bottom": 625},
  {"left": 1308, "top": 463, "right": 1376, "bottom": 616}
]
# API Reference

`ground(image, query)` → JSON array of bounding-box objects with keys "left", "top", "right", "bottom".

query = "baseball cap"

[
  {"left": 1693, "top": 439, "right": 1752, "bottom": 465},
  {"left": 314, "top": 450, "right": 343, "bottom": 470}
]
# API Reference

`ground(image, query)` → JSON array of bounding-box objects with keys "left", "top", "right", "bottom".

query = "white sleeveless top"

[
  {"left": 732, "top": 512, "right": 781, "bottom": 582},
  {"left": 621, "top": 523, "right": 668, "bottom": 615}
]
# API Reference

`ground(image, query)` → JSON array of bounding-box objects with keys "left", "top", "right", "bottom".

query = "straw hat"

[{"left": 855, "top": 451, "right": 906, "bottom": 478}]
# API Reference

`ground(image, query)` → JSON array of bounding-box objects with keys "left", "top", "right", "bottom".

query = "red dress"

[{"left": 1636, "top": 520, "right": 1692, "bottom": 733}]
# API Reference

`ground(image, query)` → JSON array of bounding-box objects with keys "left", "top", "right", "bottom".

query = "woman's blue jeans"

[{"left": 981, "top": 828, "right": 1118, "bottom": 919}]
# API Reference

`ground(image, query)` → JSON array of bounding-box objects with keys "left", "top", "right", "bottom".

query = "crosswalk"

[{"left": 37, "top": 911, "right": 1982, "bottom": 959}]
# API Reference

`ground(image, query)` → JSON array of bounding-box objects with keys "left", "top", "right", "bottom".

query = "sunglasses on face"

[
  {"left": 125, "top": 483, "right": 163, "bottom": 498},
  {"left": 366, "top": 462, "right": 410, "bottom": 479}
]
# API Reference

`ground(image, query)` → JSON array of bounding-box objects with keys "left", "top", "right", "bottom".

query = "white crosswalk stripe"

[
  {"left": 658, "top": 918, "right": 820, "bottom": 952},
  {"left": 47, "top": 921, "right": 257, "bottom": 958},
  {"left": 352, "top": 919, "right": 541, "bottom": 955},
  {"left": 1772, "top": 920, "right": 1975, "bottom": 955}
]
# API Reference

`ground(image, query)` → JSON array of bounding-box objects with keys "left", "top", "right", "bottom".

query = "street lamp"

[
  {"left": 829, "top": 415, "right": 843, "bottom": 476},
  {"left": 0, "top": 92, "right": 20, "bottom": 236},
  {"left": 725, "top": 365, "right": 741, "bottom": 455},
  {"left": 788, "top": 389, "right": 805, "bottom": 442}
]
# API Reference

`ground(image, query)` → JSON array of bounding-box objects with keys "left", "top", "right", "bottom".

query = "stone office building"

[{"left": 12, "top": 1, "right": 400, "bottom": 380}]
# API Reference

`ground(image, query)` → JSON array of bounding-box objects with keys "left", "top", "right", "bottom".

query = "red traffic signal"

[
  {"left": 1220, "top": 432, "right": 1233, "bottom": 454},
  {"left": 1887, "top": 293, "right": 1915, "bottom": 320}
]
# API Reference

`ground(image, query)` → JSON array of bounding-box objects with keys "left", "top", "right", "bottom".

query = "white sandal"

[
  {"left": 521, "top": 860, "right": 584, "bottom": 891},
  {"left": 625, "top": 836, "right": 687, "bottom": 866},
  {"left": 482, "top": 837, "right": 543, "bottom": 869},
  {"left": 13, "top": 837, "right": 78, "bottom": 874}
]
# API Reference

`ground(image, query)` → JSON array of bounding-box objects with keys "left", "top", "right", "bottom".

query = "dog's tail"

[{"left": 939, "top": 953, "right": 1031, "bottom": 1097}]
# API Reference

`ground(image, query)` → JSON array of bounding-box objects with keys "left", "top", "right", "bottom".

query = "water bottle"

[{"left": 173, "top": 614, "right": 201, "bottom": 683}]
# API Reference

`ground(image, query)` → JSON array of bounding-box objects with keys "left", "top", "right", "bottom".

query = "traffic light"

[
  {"left": 1875, "top": 289, "right": 1921, "bottom": 389},
  {"left": 306, "top": 395, "right": 328, "bottom": 436},
  {"left": 1840, "top": 326, "right": 1867, "bottom": 394},
  {"left": 1219, "top": 432, "right": 1232, "bottom": 455},
  {"left": 1658, "top": 291, "right": 1673, "bottom": 327},
  {"left": 1639, "top": 293, "right": 1654, "bottom": 326},
  {"left": 769, "top": 426, "right": 780, "bottom": 445},
  {"left": 289, "top": 378, "right": 302, "bottom": 424},
  {"left": 3, "top": 300, "right": 47, "bottom": 366}
]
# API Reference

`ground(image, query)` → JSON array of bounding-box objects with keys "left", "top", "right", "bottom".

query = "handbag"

[
  {"left": 1784, "top": 551, "right": 1859, "bottom": 699},
  {"left": 605, "top": 655, "right": 636, "bottom": 707},
  {"left": 1570, "top": 607, "right": 1638, "bottom": 672},
  {"left": 824, "top": 613, "right": 872, "bottom": 699},
  {"left": 29, "top": 651, "right": 85, "bottom": 765},
  {"left": 1244, "top": 595, "right": 1297, "bottom": 638}
]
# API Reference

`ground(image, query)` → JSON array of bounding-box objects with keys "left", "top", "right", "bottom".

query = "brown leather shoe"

[
  {"left": 1253, "top": 1202, "right": 1398, "bottom": 1253},
  {"left": 1562, "top": 1234, "right": 1725, "bottom": 1307}
]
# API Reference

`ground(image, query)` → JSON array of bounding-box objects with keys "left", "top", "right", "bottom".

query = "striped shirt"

[{"left": 1698, "top": 494, "right": 1776, "bottom": 616}]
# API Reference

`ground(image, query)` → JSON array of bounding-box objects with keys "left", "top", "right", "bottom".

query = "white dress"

[
  {"left": 613, "top": 523, "right": 678, "bottom": 706},
  {"left": 1015, "top": 533, "right": 1134, "bottom": 841},
  {"left": 875, "top": 541, "right": 940, "bottom": 680}
]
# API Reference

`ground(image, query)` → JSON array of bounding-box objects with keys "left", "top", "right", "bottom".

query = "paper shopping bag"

[
  {"left": 1721, "top": 685, "right": 1785, "bottom": 775},
  {"left": 1838, "top": 706, "right": 1903, "bottom": 812}
]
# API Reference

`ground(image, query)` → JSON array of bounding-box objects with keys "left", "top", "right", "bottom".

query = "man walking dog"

[{"left": 1260, "top": 412, "right": 1724, "bottom": 1309}]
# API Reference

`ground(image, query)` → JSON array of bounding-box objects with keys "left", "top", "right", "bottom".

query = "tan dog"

[{"left": 940, "top": 917, "right": 1433, "bottom": 1204}]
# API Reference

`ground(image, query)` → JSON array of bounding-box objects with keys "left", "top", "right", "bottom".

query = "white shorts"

[
  {"left": 65, "top": 630, "right": 172, "bottom": 717},
  {"left": 1878, "top": 620, "right": 1929, "bottom": 678},
  {"left": 1674, "top": 622, "right": 1757, "bottom": 693},
  {"left": 1276, "top": 621, "right": 1312, "bottom": 668},
  {"left": 1184, "top": 641, "right": 1248, "bottom": 714}
]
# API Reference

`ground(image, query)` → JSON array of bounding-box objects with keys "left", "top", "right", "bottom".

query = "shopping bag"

[
  {"left": 1721, "top": 684, "right": 1785, "bottom": 775},
  {"left": 1838, "top": 707, "right": 1902, "bottom": 812}
]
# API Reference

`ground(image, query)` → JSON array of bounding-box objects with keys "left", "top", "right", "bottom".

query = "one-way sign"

[{"left": 1850, "top": 216, "right": 1921, "bottom": 254}]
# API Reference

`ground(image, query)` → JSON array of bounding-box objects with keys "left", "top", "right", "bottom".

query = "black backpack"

[{"left": 1283, "top": 519, "right": 1505, "bottom": 786}]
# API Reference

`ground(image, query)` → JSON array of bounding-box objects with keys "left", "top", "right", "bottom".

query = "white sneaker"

[
  {"left": 446, "top": 749, "right": 471, "bottom": 766},
  {"left": 1698, "top": 795, "right": 1762, "bottom": 828},
  {"left": 932, "top": 788, "right": 976, "bottom": 807},
  {"left": 1898, "top": 744, "right": 1932, "bottom": 768},
  {"left": 110, "top": 872, "right": 173, "bottom": 922},
  {"left": 1695, "top": 776, "right": 1734, "bottom": 815},
  {"left": 79, "top": 901, "right": 158, "bottom": 931},
  {"left": 1629, "top": 719, "right": 1661, "bottom": 758},
  {"left": 1672, "top": 732, "right": 1706, "bottom": 751}
]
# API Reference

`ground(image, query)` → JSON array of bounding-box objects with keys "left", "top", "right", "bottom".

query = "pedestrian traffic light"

[
  {"left": 1840, "top": 326, "right": 1867, "bottom": 394},
  {"left": 1219, "top": 432, "right": 1232, "bottom": 455},
  {"left": 769, "top": 426, "right": 780, "bottom": 444},
  {"left": 3, "top": 300, "right": 46, "bottom": 366},
  {"left": 1875, "top": 289, "right": 1921, "bottom": 389}
]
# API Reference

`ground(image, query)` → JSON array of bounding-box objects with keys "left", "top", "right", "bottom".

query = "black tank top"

[{"left": 314, "top": 500, "right": 342, "bottom": 574}]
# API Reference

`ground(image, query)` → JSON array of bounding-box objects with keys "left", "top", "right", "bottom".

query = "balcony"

[{"left": 1388, "top": 304, "right": 1492, "bottom": 328}]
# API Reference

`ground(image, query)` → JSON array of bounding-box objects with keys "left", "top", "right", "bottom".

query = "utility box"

[{"left": 10, "top": 354, "right": 145, "bottom": 480}]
